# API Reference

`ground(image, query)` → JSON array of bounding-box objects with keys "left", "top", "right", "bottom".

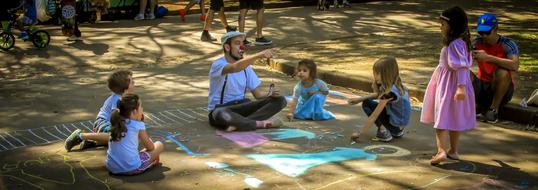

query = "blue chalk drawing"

[
  {"left": 153, "top": 130, "right": 208, "bottom": 156},
  {"left": 261, "top": 129, "right": 316, "bottom": 140},
  {"left": 246, "top": 147, "right": 377, "bottom": 177},
  {"left": 206, "top": 162, "right": 264, "bottom": 188}
]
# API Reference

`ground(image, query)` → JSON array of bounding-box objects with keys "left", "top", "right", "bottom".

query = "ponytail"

[{"left": 109, "top": 93, "right": 140, "bottom": 142}]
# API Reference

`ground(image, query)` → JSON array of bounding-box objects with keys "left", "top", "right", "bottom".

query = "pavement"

[{"left": 1, "top": 1, "right": 538, "bottom": 190}]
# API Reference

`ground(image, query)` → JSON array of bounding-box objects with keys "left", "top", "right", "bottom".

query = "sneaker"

[
  {"left": 485, "top": 109, "right": 499, "bottom": 124},
  {"left": 386, "top": 126, "right": 404, "bottom": 138},
  {"left": 343, "top": 0, "right": 351, "bottom": 7},
  {"left": 134, "top": 13, "right": 145, "bottom": 20},
  {"left": 179, "top": 9, "right": 186, "bottom": 22},
  {"left": 79, "top": 140, "right": 97, "bottom": 150},
  {"left": 226, "top": 25, "right": 237, "bottom": 33},
  {"left": 199, "top": 14, "right": 206, "bottom": 21},
  {"left": 243, "top": 39, "right": 251, "bottom": 46},
  {"left": 375, "top": 127, "right": 393, "bottom": 142},
  {"left": 201, "top": 31, "right": 216, "bottom": 42},
  {"left": 145, "top": 13, "right": 156, "bottom": 20},
  {"left": 65, "top": 129, "right": 83, "bottom": 151},
  {"left": 19, "top": 31, "right": 29, "bottom": 41},
  {"left": 255, "top": 37, "right": 272, "bottom": 45},
  {"left": 67, "top": 35, "right": 82, "bottom": 41}
]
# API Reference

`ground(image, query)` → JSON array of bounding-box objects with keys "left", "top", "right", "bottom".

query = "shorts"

[
  {"left": 472, "top": 75, "right": 514, "bottom": 113},
  {"left": 209, "top": 0, "right": 223, "bottom": 11},
  {"left": 239, "top": 0, "right": 264, "bottom": 10},
  {"left": 93, "top": 117, "right": 111, "bottom": 133},
  {"left": 111, "top": 152, "right": 156, "bottom": 175}
]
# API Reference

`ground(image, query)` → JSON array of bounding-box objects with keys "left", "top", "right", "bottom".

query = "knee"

[
  {"left": 361, "top": 98, "right": 375, "bottom": 112},
  {"left": 154, "top": 141, "right": 164, "bottom": 152},
  {"left": 495, "top": 69, "right": 510, "bottom": 81},
  {"left": 214, "top": 108, "right": 232, "bottom": 121},
  {"left": 273, "top": 96, "right": 287, "bottom": 109}
]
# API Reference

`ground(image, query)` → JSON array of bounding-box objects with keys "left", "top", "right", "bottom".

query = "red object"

[
  {"left": 199, "top": 14, "right": 206, "bottom": 21},
  {"left": 179, "top": 9, "right": 186, "bottom": 22},
  {"left": 239, "top": 45, "right": 246, "bottom": 50},
  {"left": 475, "top": 41, "right": 511, "bottom": 82}
]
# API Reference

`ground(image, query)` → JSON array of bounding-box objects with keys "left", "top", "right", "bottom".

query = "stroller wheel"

[
  {"left": 0, "top": 32, "right": 15, "bottom": 51},
  {"left": 31, "top": 30, "right": 50, "bottom": 48}
]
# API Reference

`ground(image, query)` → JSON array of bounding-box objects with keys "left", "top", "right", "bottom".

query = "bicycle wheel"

[
  {"left": 0, "top": 32, "right": 15, "bottom": 51},
  {"left": 31, "top": 30, "right": 50, "bottom": 48}
]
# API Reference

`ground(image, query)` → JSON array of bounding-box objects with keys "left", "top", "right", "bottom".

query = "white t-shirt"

[
  {"left": 208, "top": 57, "right": 261, "bottom": 110},
  {"left": 106, "top": 119, "right": 145, "bottom": 173}
]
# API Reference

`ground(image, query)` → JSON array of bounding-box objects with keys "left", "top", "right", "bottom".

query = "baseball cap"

[
  {"left": 221, "top": 31, "right": 246, "bottom": 44},
  {"left": 477, "top": 13, "right": 498, "bottom": 32}
]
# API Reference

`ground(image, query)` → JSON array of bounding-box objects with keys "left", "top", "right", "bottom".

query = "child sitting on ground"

[
  {"left": 64, "top": 70, "right": 134, "bottom": 151},
  {"left": 348, "top": 56, "right": 411, "bottom": 142},
  {"left": 287, "top": 59, "right": 335, "bottom": 121},
  {"left": 106, "top": 93, "right": 163, "bottom": 175}
]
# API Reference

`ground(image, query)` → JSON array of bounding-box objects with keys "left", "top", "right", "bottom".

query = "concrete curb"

[{"left": 268, "top": 60, "right": 538, "bottom": 126}]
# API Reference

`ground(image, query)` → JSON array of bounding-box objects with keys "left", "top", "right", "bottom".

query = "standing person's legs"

[
  {"left": 255, "top": 8, "right": 264, "bottom": 38},
  {"left": 201, "top": 0, "right": 222, "bottom": 41},
  {"left": 447, "top": 131, "right": 460, "bottom": 160},
  {"left": 135, "top": 0, "right": 147, "bottom": 20},
  {"left": 217, "top": 7, "right": 230, "bottom": 29},
  {"left": 238, "top": 8, "right": 248, "bottom": 39},
  {"left": 431, "top": 129, "right": 449, "bottom": 165}
]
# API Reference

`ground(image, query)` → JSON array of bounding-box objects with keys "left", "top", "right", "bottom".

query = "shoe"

[
  {"left": 226, "top": 25, "right": 237, "bottom": 33},
  {"left": 19, "top": 31, "right": 29, "bottom": 41},
  {"left": 145, "top": 13, "right": 156, "bottom": 20},
  {"left": 67, "top": 35, "right": 82, "bottom": 41},
  {"left": 134, "top": 13, "right": 145, "bottom": 20},
  {"left": 199, "top": 14, "right": 206, "bottom": 21},
  {"left": 375, "top": 127, "right": 393, "bottom": 142},
  {"left": 65, "top": 129, "right": 83, "bottom": 151},
  {"left": 255, "top": 37, "right": 272, "bottom": 45},
  {"left": 79, "top": 140, "right": 97, "bottom": 150},
  {"left": 243, "top": 39, "right": 251, "bottom": 46},
  {"left": 179, "top": 9, "right": 186, "bottom": 22},
  {"left": 485, "top": 108, "right": 498, "bottom": 123},
  {"left": 200, "top": 31, "right": 216, "bottom": 42},
  {"left": 390, "top": 128, "right": 404, "bottom": 138}
]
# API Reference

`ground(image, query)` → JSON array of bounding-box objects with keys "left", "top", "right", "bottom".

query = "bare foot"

[
  {"left": 430, "top": 152, "right": 447, "bottom": 166},
  {"left": 226, "top": 126, "right": 237, "bottom": 132},
  {"left": 350, "top": 132, "right": 361, "bottom": 143},
  {"left": 447, "top": 152, "right": 460, "bottom": 160}
]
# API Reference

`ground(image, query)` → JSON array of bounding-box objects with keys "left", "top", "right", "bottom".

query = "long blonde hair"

[{"left": 372, "top": 56, "right": 405, "bottom": 97}]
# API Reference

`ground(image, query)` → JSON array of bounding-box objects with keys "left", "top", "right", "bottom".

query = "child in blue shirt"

[
  {"left": 64, "top": 70, "right": 134, "bottom": 151},
  {"left": 348, "top": 57, "right": 411, "bottom": 142},
  {"left": 106, "top": 93, "right": 163, "bottom": 175},
  {"left": 287, "top": 59, "right": 335, "bottom": 121}
]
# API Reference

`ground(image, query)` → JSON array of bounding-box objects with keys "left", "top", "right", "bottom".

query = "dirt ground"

[{"left": 1, "top": 0, "right": 537, "bottom": 189}]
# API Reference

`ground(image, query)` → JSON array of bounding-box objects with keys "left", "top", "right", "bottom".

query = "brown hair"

[
  {"left": 109, "top": 93, "right": 140, "bottom": 142},
  {"left": 108, "top": 70, "right": 133, "bottom": 94},
  {"left": 372, "top": 56, "right": 406, "bottom": 96},
  {"left": 297, "top": 59, "right": 317, "bottom": 80},
  {"left": 440, "top": 6, "right": 472, "bottom": 51}
]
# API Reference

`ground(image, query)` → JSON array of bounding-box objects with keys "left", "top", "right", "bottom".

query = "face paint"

[{"left": 239, "top": 45, "right": 246, "bottom": 54}]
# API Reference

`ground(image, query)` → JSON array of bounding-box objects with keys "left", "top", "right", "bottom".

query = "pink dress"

[{"left": 421, "top": 39, "right": 476, "bottom": 131}]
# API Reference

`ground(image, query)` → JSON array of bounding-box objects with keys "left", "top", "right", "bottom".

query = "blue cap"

[
  {"left": 221, "top": 31, "right": 245, "bottom": 44},
  {"left": 477, "top": 13, "right": 498, "bottom": 32}
]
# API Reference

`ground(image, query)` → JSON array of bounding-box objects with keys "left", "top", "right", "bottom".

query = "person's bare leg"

[
  {"left": 138, "top": 0, "right": 147, "bottom": 14},
  {"left": 239, "top": 9, "right": 248, "bottom": 33},
  {"left": 217, "top": 7, "right": 229, "bottom": 28},
  {"left": 184, "top": 1, "right": 195, "bottom": 13},
  {"left": 491, "top": 69, "right": 511, "bottom": 110},
  {"left": 199, "top": 0, "right": 205, "bottom": 16},
  {"left": 256, "top": 8, "right": 264, "bottom": 38},
  {"left": 148, "top": 0, "right": 155, "bottom": 14},
  {"left": 447, "top": 131, "right": 460, "bottom": 160},
  {"left": 81, "top": 133, "right": 109, "bottom": 145},
  {"left": 203, "top": 9, "right": 215, "bottom": 30},
  {"left": 147, "top": 141, "right": 164, "bottom": 162},
  {"left": 431, "top": 129, "right": 449, "bottom": 165}
]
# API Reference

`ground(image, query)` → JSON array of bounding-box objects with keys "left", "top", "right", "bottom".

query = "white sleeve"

[{"left": 246, "top": 66, "right": 261, "bottom": 91}]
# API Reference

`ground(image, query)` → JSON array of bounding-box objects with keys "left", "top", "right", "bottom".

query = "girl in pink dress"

[{"left": 420, "top": 6, "right": 476, "bottom": 165}]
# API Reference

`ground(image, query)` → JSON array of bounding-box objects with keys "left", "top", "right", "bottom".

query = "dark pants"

[
  {"left": 209, "top": 96, "right": 287, "bottom": 131},
  {"left": 472, "top": 73, "right": 514, "bottom": 114},
  {"left": 239, "top": 0, "right": 264, "bottom": 10},
  {"left": 362, "top": 98, "right": 401, "bottom": 134},
  {"left": 209, "top": 0, "right": 224, "bottom": 11}
]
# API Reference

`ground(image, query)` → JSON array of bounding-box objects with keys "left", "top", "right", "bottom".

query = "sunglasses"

[{"left": 478, "top": 30, "right": 492, "bottom": 36}]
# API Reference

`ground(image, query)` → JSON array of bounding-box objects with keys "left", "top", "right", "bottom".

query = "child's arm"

[
  {"left": 348, "top": 93, "right": 377, "bottom": 105},
  {"left": 350, "top": 98, "right": 391, "bottom": 142},
  {"left": 286, "top": 98, "right": 298, "bottom": 121},
  {"left": 139, "top": 130, "right": 155, "bottom": 151},
  {"left": 307, "top": 90, "right": 329, "bottom": 96}
]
